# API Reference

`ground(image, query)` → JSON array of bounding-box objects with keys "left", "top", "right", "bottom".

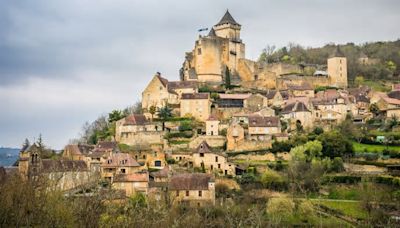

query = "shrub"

[
  {"left": 322, "top": 175, "right": 362, "bottom": 184},
  {"left": 298, "top": 200, "right": 315, "bottom": 219},
  {"left": 266, "top": 197, "right": 295, "bottom": 223},
  {"left": 330, "top": 157, "right": 344, "bottom": 173},
  {"left": 260, "top": 169, "right": 287, "bottom": 190}
]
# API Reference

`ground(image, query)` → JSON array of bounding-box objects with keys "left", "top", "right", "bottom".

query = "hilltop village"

[{"left": 2, "top": 10, "right": 400, "bottom": 226}]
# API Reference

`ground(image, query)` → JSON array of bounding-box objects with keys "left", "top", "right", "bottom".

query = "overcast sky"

[{"left": 1, "top": 0, "right": 399, "bottom": 149}]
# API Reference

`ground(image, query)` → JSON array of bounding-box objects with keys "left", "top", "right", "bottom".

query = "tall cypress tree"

[{"left": 225, "top": 66, "right": 231, "bottom": 89}]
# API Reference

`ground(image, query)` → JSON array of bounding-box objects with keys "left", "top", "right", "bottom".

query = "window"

[
  {"left": 186, "top": 191, "right": 189, "bottom": 196},
  {"left": 121, "top": 169, "right": 126, "bottom": 174},
  {"left": 199, "top": 191, "right": 202, "bottom": 197},
  {"left": 215, "top": 156, "right": 218, "bottom": 162},
  {"left": 143, "top": 155, "right": 146, "bottom": 159},
  {"left": 176, "top": 191, "right": 179, "bottom": 196},
  {"left": 155, "top": 160, "right": 162, "bottom": 167},
  {"left": 159, "top": 86, "right": 163, "bottom": 90},
  {"left": 197, "top": 48, "right": 202, "bottom": 55},
  {"left": 218, "top": 164, "right": 221, "bottom": 169},
  {"left": 200, "top": 153, "right": 204, "bottom": 157},
  {"left": 211, "top": 165, "right": 213, "bottom": 170}
]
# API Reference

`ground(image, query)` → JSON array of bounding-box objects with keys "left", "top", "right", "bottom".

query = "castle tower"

[
  {"left": 213, "top": 10, "right": 245, "bottom": 74},
  {"left": 181, "top": 10, "right": 245, "bottom": 84},
  {"left": 327, "top": 46, "right": 348, "bottom": 88}
]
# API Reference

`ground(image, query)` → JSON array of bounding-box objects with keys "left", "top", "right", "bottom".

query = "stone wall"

[
  {"left": 118, "top": 131, "right": 164, "bottom": 146},
  {"left": 189, "top": 135, "right": 226, "bottom": 149}
]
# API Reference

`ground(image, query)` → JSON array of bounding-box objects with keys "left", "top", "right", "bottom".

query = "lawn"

[
  {"left": 361, "top": 80, "right": 391, "bottom": 92},
  {"left": 352, "top": 141, "right": 400, "bottom": 153},
  {"left": 312, "top": 199, "right": 368, "bottom": 220}
]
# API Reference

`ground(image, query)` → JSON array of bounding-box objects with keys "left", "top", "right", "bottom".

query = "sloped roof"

[
  {"left": 169, "top": 173, "right": 213, "bottom": 190},
  {"left": 249, "top": 116, "right": 280, "bottom": 127},
  {"left": 388, "top": 90, "right": 400, "bottom": 100},
  {"left": 41, "top": 160, "right": 88, "bottom": 173},
  {"left": 207, "top": 115, "right": 219, "bottom": 121},
  {"left": 195, "top": 141, "right": 212, "bottom": 154},
  {"left": 208, "top": 28, "right": 217, "bottom": 37},
  {"left": 113, "top": 173, "right": 149, "bottom": 182},
  {"left": 150, "top": 166, "right": 169, "bottom": 178},
  {"left": 282, "top": 101, "right": 310, "bottom": 114},
  {"left": 123, "top": 114, "right": 148, "bottom": 125},
  {"left": 64, "top": 145, "right": 82, "bottom": 156},
  {"left": 181, "top": 93, "right": 209, "bottom": 100},
  {"left": 215, "top": 10, "right": 240, "bottom": 26},
  {"left": 102, "top": 153, "right": 140, "bottom": 168},
  {"left": 330, "top": 46, "right": 345, "bottom": 58},
  {"left": 263, "top": 90, "right": 277, "bottom": 99},
  {"left": 156, "top": 74, "right": 168, "bottom": 87}
]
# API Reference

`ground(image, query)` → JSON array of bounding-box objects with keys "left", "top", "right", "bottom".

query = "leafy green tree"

[
  {"left": 149, "top": 106, "right": 156, "bottom": 119},
  {"left": 369, "top": 103, "right": 380, "bottom": 117},
  {"left": 157, "top": 105, "right": 173, "bottom": 131},
  {"left": 108, "top": 110, "right": 124, "bottom": 123},
  {"left": 354, "top": 75, "right": 364, "bottom": 87},
  {"left": 317, "top": 131, "right": 354, "bottom": 159}
]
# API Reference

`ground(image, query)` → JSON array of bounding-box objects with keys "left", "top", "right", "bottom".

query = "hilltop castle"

[{"left": 180, "top": 10, "right": 348, "bottom": 89}]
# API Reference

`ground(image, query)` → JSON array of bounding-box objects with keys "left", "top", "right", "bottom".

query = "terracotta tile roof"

[
  {"left": 282, "top": 101, "right": 310, "bottom": 114},
  {"left": 169, "top": 173, "right": 213, "bottom": 190},
  {"left": 113, "top": 173, "right": 149, "bottom": 182},
  {"left": 41, "top": 160, "right": 88, "bottom": 173},
  {"left": 102, "top": 153, "right": 140, "bottom": 168},
  {"left": 123, "top": 114, "right": 148, "bottom": 125},
  {"left": 181, "top": 93, "right": 209, "bottom": 100},
  {"left": 206, "top": 115, "right": 219, "bottom": 121},
  {"left": 219, "top": 93, "right": 251, "bottom": 100},
  {"left": 248, "top": 116, "right": 280, "bottom": 127},
  {"left": 383, "top": 97, "right": 400, "bottom": 105}
]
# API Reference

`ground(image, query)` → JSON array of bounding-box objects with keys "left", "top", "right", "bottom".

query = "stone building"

[
  {"left": 206, "top": 115, "right": 220, "bottom": 136},
  {"left": 168, "top": 173, "right": 215, "bottom": 206},
  {"left": 281, "top": 101, "right": 313, "bottom": 129},
  {"left": 115, "top": 114, "right": 163, "bottom": 146},
  {"left": 181, "top": 10, "right": 245, "bottom": 83},
  {"left": 226, "top": 123, "right": 245, "bottom": 151},
  {"left": 141, "top": 73, "right": 198, "bottom": 116},
  {"left": 101, "top": 153, "right": 142, "bottom": 183},
  {"left": 112, "top": 172, "right": 149, "bottom": 197},
  {"left": 248, "top": 116, "right": 281, "bottom": 140},
  {"left": 19, "top": 144, "right": 94, "bottom": 191},
  {"left": 180, "top": 93, "right": 211, "bottom": 121},
  {"left": 192, "top": 141, "right": 237, "bottom": 176},
  {"left": 63, "top": 144, "right": 93, "bottom": 161}
]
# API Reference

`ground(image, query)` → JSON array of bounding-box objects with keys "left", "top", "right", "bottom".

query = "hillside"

[{"left": 258, "top": 40, "right": 400, "bottom": 83}]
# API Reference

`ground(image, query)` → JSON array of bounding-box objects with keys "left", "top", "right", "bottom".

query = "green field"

[
  {"left": 352, "top": 141, "right": 400, "bottom": 153},
  {"left": 312, "top": 199, "right": 367, "bottom": 220}
]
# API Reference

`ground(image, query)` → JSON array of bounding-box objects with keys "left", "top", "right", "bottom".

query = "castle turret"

[
  {"left": 213, "top": 10, "right": 241, "bottom": 41},
  {"left": 328, "top": 46, "right": 348, "bottom": 88}
]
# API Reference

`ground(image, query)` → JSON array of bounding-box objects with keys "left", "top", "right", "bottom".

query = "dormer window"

[{"left": 200, "top": 153, "right": 204, "bottom": 157}]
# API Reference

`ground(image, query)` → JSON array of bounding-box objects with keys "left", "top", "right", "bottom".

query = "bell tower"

[{"left": 328, "top": 46, "right": 348, "bottom": 88}]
